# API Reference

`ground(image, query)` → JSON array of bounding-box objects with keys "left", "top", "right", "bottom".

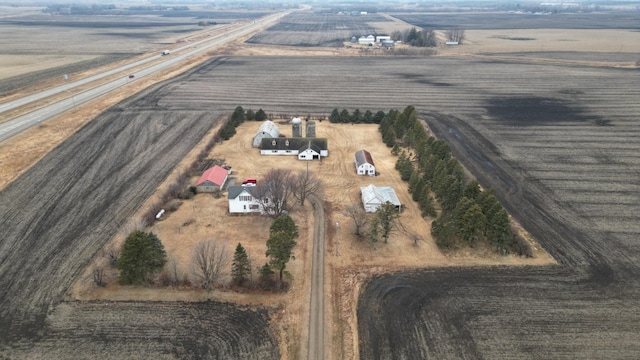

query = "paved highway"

[{"left": 0, "top": 11, "right": 289, "bottom": 142}]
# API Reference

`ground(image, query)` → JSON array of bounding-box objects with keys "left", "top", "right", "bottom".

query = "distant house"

[
  {"left": 260, "top": 138, "right": 328, "bottom": 160},
  {"left": 445, "top": 41, "right": 459, "bottom": 45},
  {"left": 360, "top": 184, "right": 401, "bottom": 212},
  {"left": 228, "top": 185, "right": 261, "bottom": 213},
  {"left": 252, "top": 120, "right": 280, "bottom": 147},
  {"left": 354, "top": 149, "right": 375, "bottom": 176},
  {"left": 196, "top": 165, "right": 228, "bottom": 192},
  {"left": 375, "top": 35, "right": 391, "bottom": 43}
]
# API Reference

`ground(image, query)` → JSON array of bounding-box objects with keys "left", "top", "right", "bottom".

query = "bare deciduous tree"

[
  {"left": 253, "top": 168, "right": 294, "bottom": 216},
  {"left": 191, "top": 239, "right": 230, "bottom": 290},
  {"left": 93, "top": 267, "right": 106, "bottom": 287},
  {"left": 101, "top": 243, "right": 121, "bottom": 267},
  {"left": 445, "top": 29, "right": 465, "bottom": 44},
  {"left": 343, "top": 204, "right": 369, "bottom": 237},
  {"left": 292, "top": 170, "right": 322, "bottom": 205}
]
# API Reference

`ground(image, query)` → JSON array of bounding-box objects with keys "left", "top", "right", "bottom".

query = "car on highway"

[{"left": 128, "top": 74, "right": 135, "bottom": 79}]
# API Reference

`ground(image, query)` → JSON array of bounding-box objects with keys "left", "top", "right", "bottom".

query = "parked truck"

[{"left": 161, "top": 49, "right": 171, "bottom": 56}]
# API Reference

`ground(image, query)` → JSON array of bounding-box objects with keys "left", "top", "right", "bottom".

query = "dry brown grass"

[{"left": 71, "top": 120, "right": 554, "bottom": 360}]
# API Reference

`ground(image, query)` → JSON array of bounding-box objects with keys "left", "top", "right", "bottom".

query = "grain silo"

[
  {"left": 292, "top": 117, "right": 302, "bottom": 137},
  {"left": 306, "top": 120, "right": 316, "bottom": 138}
]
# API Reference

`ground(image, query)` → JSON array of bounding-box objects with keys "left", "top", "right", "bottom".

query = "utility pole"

[{"left": 335, "top": 221, "right": 339, "bottom": 256}]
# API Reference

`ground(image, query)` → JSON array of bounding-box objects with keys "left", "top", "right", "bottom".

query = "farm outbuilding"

[
  {"left": 196, "top": 165, "right": 228, "bottom": 192},
  {"left": 355, "top": 149, "right": 375, "bottom": 176},
  {"left": 260, "top": 138, "right": 328, "bottom": 160},
  {"left": 292, "top": 117, "right": 302, "bottom": 137},
  {"left": 252, "top": 120, "right": 280, "bottom": 147},
  {"left": 360, "top": 184, "right": 401, "bottom": 212},
  {"left": 358, "top": 35, "right": 375, "bottom": 45}
]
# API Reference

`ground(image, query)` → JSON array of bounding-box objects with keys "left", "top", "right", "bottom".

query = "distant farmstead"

[
  {"left": 260, "top": 138, "right": 328, "bottom": 160},
  {"left": 354, "top": 149, "right": 375, "bottom": 176},
  {"left": 252, "top": 120, "right": 280, "bottom": 147},
  {"left": 196, "top": 165, "right": 229, "bottom": 192},
  {"left": 360, "top": 184, "right": 401, "bottom": 212}
]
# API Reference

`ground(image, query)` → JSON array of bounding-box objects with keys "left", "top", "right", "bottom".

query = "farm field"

[
  {"left": 0, "top": 9, "right": 267, "bottom": 96},
  {"left": 245, "top": 12, "right": 389, "bottom": 47},
  {"left": 1, "top": 52, "right": 639, "bottom": 358},
  {"left": 1, "top": 6, "right": 640, "bottom": 359}
]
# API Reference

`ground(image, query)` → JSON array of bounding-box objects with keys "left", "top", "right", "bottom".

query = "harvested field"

[
  {"left": 0, "top": 67, "right": 278, "bottom": 358},
  {"left": 0, "top": 10, "right": 263, "bottom": 95},
  {"left": 246, "top": 12, "right": 387, "bottom": 47},
  {"left": 1, "top": 32, "right": 640, "bottom": 359},
  {"left": 392, "top": 12, "right": 640, "bottom": 30}
]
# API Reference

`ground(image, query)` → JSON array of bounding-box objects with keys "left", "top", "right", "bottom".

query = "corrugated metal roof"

[
  {"left": 196, "top": 165, "right": 228, "bottom": 187},
  {"left": 355, "top": 149, "right": 374, "bottom": 167},
  {"left": 360, "top": 184, "right": 401, "bottom": 207}
]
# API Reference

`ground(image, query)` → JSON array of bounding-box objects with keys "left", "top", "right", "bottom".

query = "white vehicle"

[{"left": 161, "top": 50, "right": 171, "bottom": 56}]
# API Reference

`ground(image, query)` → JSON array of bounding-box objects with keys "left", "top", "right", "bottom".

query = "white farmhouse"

[
  {"left": 360, "top": 184, "right": 402, "bottom": 212},
  {"left": 252, "top": 120, "right": 280, "bottom": 147},
  {"left": 228, "top": 185, "right": 261, "bottom": 214},
  {"left": 354, "top": 149, "right": 375, "bottom": 176}
]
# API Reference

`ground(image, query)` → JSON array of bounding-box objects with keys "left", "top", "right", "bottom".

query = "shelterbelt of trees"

[{"left": 331, "top": 105, "right": 532, "bottom": 256}]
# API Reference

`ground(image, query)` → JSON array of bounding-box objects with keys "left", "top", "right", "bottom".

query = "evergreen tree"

[
  {"left": 269, "top": 215, "right": 299, "bottom": 240},
  {"left": 231, "top": 243, "right": 251, "bottom": 285},
  {"left": 339, "top": 109, "right": 350, "bottom": 123},
  {"left": 363, "top": 110, "right": 373, "bottom": 123},
  {"left": 118, "top": 231, "right": 167, "bottom": 285},
  {"left": 372, "top": 110, "right": 386, "bottom": 124},
  {"left": 266, "top": 231, "right": 297, "bottom": 281},
  {"left": 329, "top": 108, "right": 340, "bottom": 123},
  {"left": 463, "top": 180, "right": 482, "bottom": 200},
  {"left": 461, "top": 204, "right": 487, "bottom": 245},
  {"left": 255, "top": 108, "right": 267, "bottom": 121},
  {"left": 351, "top": 108, "right": 363, "bottom": 123},
  {"left": 246, "top": 109, "right": 255, "bottom": 120}
]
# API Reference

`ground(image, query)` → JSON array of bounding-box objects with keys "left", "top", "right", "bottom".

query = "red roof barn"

[{"left": 196, "top": 165, "right": 228, "bottom": 192}]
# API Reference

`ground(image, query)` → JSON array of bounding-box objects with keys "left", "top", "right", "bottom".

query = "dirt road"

[{"left": 307, "top": 194, "right": 325, "bottom": 360}]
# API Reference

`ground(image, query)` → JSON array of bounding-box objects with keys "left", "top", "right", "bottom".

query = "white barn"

[
  {"left": 358, "top": 35, "right": 375, "bottom": 45},
  {"left": 354, "top": 149, "right": 375, "bottom": 176},
  {"left": 360, "top": 184, "right": 401, "bottom": 212},
  {"left": 228, "top": 185, "right": 261, "bottom": 214},
  {"left": 252, "top": 120, "right": 280, "bottom": 147},
  {"left": 260, "top": 138, "right": 328, "bottom": 160}
]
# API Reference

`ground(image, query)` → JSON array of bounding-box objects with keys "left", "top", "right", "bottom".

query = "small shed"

[
  {"left": 354, "top": 149, "right": 375, "bottom": 176},
  {"left": 360, "top": 184, "right": 401, "bottom": 212},
  {"left": 253, "top": 120, "right": 280, "bottom": 147},
  {"left": 196, "top": 165, "right": 228, "bottom": 192}
]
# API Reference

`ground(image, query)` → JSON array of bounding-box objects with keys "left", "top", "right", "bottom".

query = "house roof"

[
  {"left": 360, "top": 184, "right": 401, "bottom": 206},
  {"left": 260, "top": 137, "right": 328, "bottom": 151},
  {"left": 227, "top": 185, "right": 256, "bottom": 199},
  {"left": 355, "top": 149, "right": 374, "bottom": 167},
  {"left": 196, "top": 165, "right": 228, "bottom": 187}
]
